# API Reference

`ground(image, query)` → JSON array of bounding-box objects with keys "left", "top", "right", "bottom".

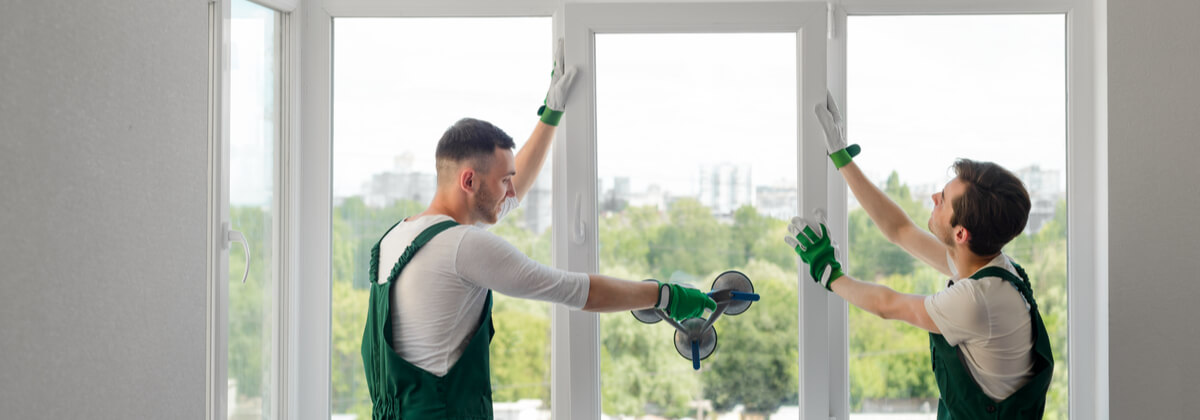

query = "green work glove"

[
  {"left": 654, "top": 281, "right": 717, "bottom": 321},
  {"left": 537, "top": 38, "right": 579, "bottom": 126},
  {"left": 813, "top": 91, "right": 861, "bottom": 169},
  {"left": 785, "top": 209, "right": 845, "bottom": 290}
]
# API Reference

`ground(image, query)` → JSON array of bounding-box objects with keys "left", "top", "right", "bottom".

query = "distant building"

[
  {"left": 755, "top": 184, "right": 797, "bottom": 221},
  {"left": 522, "top": 175, "right": 552, "bottom": 234},
  {"left": 361, "top": 152, "right": 436, "bottom": 208},
  {"left": 698, "top": 163, "right": 753, "bottom": 216},
  {"left": 629, "top": 184, "right": 667, "bottom": 210},
  {"left": 600, "top": 176, "right": 632, "bottom": 213},
  {"left": 1015, "top": 165, "right": 1063, "bottom": 233}
]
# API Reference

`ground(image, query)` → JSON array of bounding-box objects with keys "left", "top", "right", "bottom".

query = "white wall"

[
  {"left": 1108, "top": 0, "right": 1200, "bottom": 418},
  {"left": 0, "top": 0, "right": 209, "bottom": 418}
]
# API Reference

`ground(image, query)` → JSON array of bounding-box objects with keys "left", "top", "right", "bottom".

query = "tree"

[
  {"left": 701, "top": 260, "right": 800, "bottom": 414},
  {"left": 649, "top": 198, "right": 731, "bottom": 280},
  {"left": 228, "top": 205, "right": 273, "bottom": 407}
]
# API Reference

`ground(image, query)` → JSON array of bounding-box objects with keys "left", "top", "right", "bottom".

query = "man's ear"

[
  {"left": 955, "top": 226, "right": 971, "bottom": 245},
  {"left": 459, "top": 168, "right": 476, "bottom": 193}
]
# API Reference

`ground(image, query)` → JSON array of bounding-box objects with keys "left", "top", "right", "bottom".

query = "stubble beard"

[
  {"left": 473, "top": 188, "right": 501, "bottom": 225},
  {"left": 929, "top": 217, "right": 955, "bottom": 248}
]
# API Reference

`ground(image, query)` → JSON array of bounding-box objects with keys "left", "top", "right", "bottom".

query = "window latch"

[{"left": 223, "top": 222, "right": 251, "bottom": 284}]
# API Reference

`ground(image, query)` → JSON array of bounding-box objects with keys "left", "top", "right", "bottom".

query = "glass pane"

[
  {"left": 846, "top": 15, "right": 1067, "bottom": 420},
  {"left": 596, "top": 33, "right": 800, "bottom": 419},
  {"left": 228, "top": 0, "right": 280, "bottom": 419},
  {"left": 331, "top": 18, "right": 553, "bottom": 420}
]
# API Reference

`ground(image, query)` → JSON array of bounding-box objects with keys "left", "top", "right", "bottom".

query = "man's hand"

[
  {"left": 537, "top": 39, "right": 579, "bottom": 126},
  {"left": 656, "top": 281, "right": 717, "bottom": 321},
  {"left": 785, "top": 209, "right": 845, "bottom": 290},
  {"left": 813, "top": 91, "right": 861, "bottom": 169}
]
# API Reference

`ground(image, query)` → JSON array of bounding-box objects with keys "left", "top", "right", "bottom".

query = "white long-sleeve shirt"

[
  {"left": 376, "top": 197, "right": 590, "bottom": 376},
  {"left": 924, "top": 253, "right": 1036, "bottom": 401}
]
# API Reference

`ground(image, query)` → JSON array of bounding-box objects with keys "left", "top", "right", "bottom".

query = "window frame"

[
  {"left": 208, "top": 0, "right": 301, "bottom": 419},
  {"left": 830, "top": 1, "right": 1106, "bottom": 419},
  {"left": 297, "top": 2, "right": 561, "bottom": 419},
  {"left": 296, "top": 1, "right": 1107, "bottom": 419},
  {"left": 558, "top": 2, "right": 832, "bottom": 419}
]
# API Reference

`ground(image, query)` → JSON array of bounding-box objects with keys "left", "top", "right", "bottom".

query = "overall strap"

[
  {"left": 970, "top": 261, "right": 1037, "bottom": 312},
  {"left": 369, "top": 219, "right": 459, "bottom": 286}
]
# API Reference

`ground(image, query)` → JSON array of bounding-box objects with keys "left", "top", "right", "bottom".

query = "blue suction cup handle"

[{"left": 730, "top": 291, "right": 760, "bottom": 301}]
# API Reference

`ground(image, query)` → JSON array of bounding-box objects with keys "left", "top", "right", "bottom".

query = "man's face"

[
  {"left": 470, "top": 148, "right": 516, "bottom": 225},
  {"left": 928, "top": 178, "right": 967, "bottom": 247}
]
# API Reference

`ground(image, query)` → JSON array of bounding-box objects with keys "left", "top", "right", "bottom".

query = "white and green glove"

[
  {"left": 653, "top": 281, "right": 717, "bottom": 321},
  {"left": 785, "top": 209, "right": 845, "bottom": 291},
  {"left": 537, "top": 39, "right": 579, "bottom": 126},
  {"left": 813, "top": 91, "right": 861, "bottom": 169}
]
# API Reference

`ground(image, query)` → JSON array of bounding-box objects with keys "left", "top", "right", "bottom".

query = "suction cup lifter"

[{"left": 630, "top": 270, "right": 761, "bottom": 370}]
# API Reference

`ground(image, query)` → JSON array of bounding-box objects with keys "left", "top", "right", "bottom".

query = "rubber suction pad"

[
  {"left": 673, "top": 317, "right": 717, "bottom": 361},
  {"left": 631, "top": 308, "right": 663, "bottom": 324},
  {"left": 711, "top": 270, "right": 754, "bottom": 315},
  {"left": 631, "top": 279, "right": 664, "bottom": 324}
]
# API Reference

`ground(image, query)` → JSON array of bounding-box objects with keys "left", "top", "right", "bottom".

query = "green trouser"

[
  {"left": 361, "top": 220, "right": 496, "bottom": 419},
  {"left": 929, "top": 261, "right": 1054, "bottom": 419}
]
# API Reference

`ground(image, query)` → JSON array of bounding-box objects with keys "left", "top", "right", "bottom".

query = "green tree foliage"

[
  {"left": 648, "top": 198, "right": 730, "bottom": 280},
  {"left": 228, "top": 206, "right": 272, "bottom": 407},
  {"left": 598, "top": 204, "right": 800, "bottom": 416},
  {"left": 847, "top": 171, "right": 930, "bottom": 279},
  {"left": 701, "top": 260, "right": 799, "bottom": 414},
  {"left": 600, "top": 264, "right": 704, "bottom": 418}
]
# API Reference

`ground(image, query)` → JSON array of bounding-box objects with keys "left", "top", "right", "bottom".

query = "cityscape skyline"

[{"left": 340, "top": 153, "right": 1064, "bottom": 233}]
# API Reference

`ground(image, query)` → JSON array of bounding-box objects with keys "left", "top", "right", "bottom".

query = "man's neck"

[
  {"left": 414, "top": 194, "right": 472, "bottom": 225},
  {"left": 950, "top": 248, "right": 1001, "bottom": 279}
]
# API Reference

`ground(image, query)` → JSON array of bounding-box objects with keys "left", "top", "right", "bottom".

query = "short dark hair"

[
  {"left": 949, "top": 158, "right": 1031, "bottom": 256},
  {"left": 435, "top": 118, "right": 515, "bottom": 175}
]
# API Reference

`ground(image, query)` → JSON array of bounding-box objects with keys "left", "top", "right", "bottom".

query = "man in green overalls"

[
  {"left": 785, "top": 94, "right": 1053, "bottom": 419},
  {"left": 360, "top": 40, "right": 717, "bottom": 419}
]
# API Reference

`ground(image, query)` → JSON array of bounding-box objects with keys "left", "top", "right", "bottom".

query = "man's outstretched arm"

[
  {"left": 787, "top": 210, "right": 940, "bottom": 333},
  {"left": 582, "top": 274, "right": 715, "bottom": 322},
  {"left": 830, "top": 274, "right": 941, "bottom": 334}
]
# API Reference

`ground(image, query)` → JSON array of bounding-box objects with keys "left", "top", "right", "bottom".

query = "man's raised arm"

[
  {"left": 513, "top": 39, "right": 577, "bottom": 200},
  {"left": 814, "top": 93, "right": 951, "bottom": 276}
]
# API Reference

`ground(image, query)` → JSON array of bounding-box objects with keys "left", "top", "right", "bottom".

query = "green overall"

[
  {"left": 929, "top": 261, "right": 1054, "bottom": 420},
  {"left": 361, "top": 220, "right": 496, "bottom": 419}
]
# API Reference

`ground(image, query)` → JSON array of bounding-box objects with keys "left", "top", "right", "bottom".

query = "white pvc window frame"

[
  {"left": 207, "top": 0, "right": 302, "bottom": 419},
  {"left": 557, "top": 2, "right": 834, "bottom": 419},
  {"left": 297, "top": 2, "right": 562, "bottom": 419},
  {"left": 297, "top": 1, "right": 1107, "bottom": 420},
  {"left": 830, "top": 1, "right": 1107, "bottom": 419}
]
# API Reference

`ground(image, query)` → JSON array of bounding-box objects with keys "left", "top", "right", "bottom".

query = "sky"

[
  {"left": 236, "top": 14, "right": 1069, "bottom": 205},
  {"left": 847, "top": 15, "right": 1066, "bottom": 195}
]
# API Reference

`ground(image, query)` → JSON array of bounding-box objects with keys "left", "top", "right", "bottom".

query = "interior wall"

[
  {"left": 1108, "top": 0, "right": 1200, "bottom": 418},
  {"left": 0, "top": 0, "right": 209, "bottom": 417}
]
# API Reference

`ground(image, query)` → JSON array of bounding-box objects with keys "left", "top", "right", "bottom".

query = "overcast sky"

[{"left": 269, "top": 14, "right": 1067, "bottom": 204}]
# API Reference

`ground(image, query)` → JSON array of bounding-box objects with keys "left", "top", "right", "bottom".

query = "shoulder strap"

[
  {"left": 370, "top": 219, "right": 459, "bottom": 286},
  {"left": 970, "top": 260, "right": 1037, "bottom": 311}
]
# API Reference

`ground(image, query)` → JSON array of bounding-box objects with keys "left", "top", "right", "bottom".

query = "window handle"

[
  {"left": 572, "top": 192, "right": 586, "bottom": 245},
  {"left": 223, "top": 222, "right": 251, "bottom": 284}
]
